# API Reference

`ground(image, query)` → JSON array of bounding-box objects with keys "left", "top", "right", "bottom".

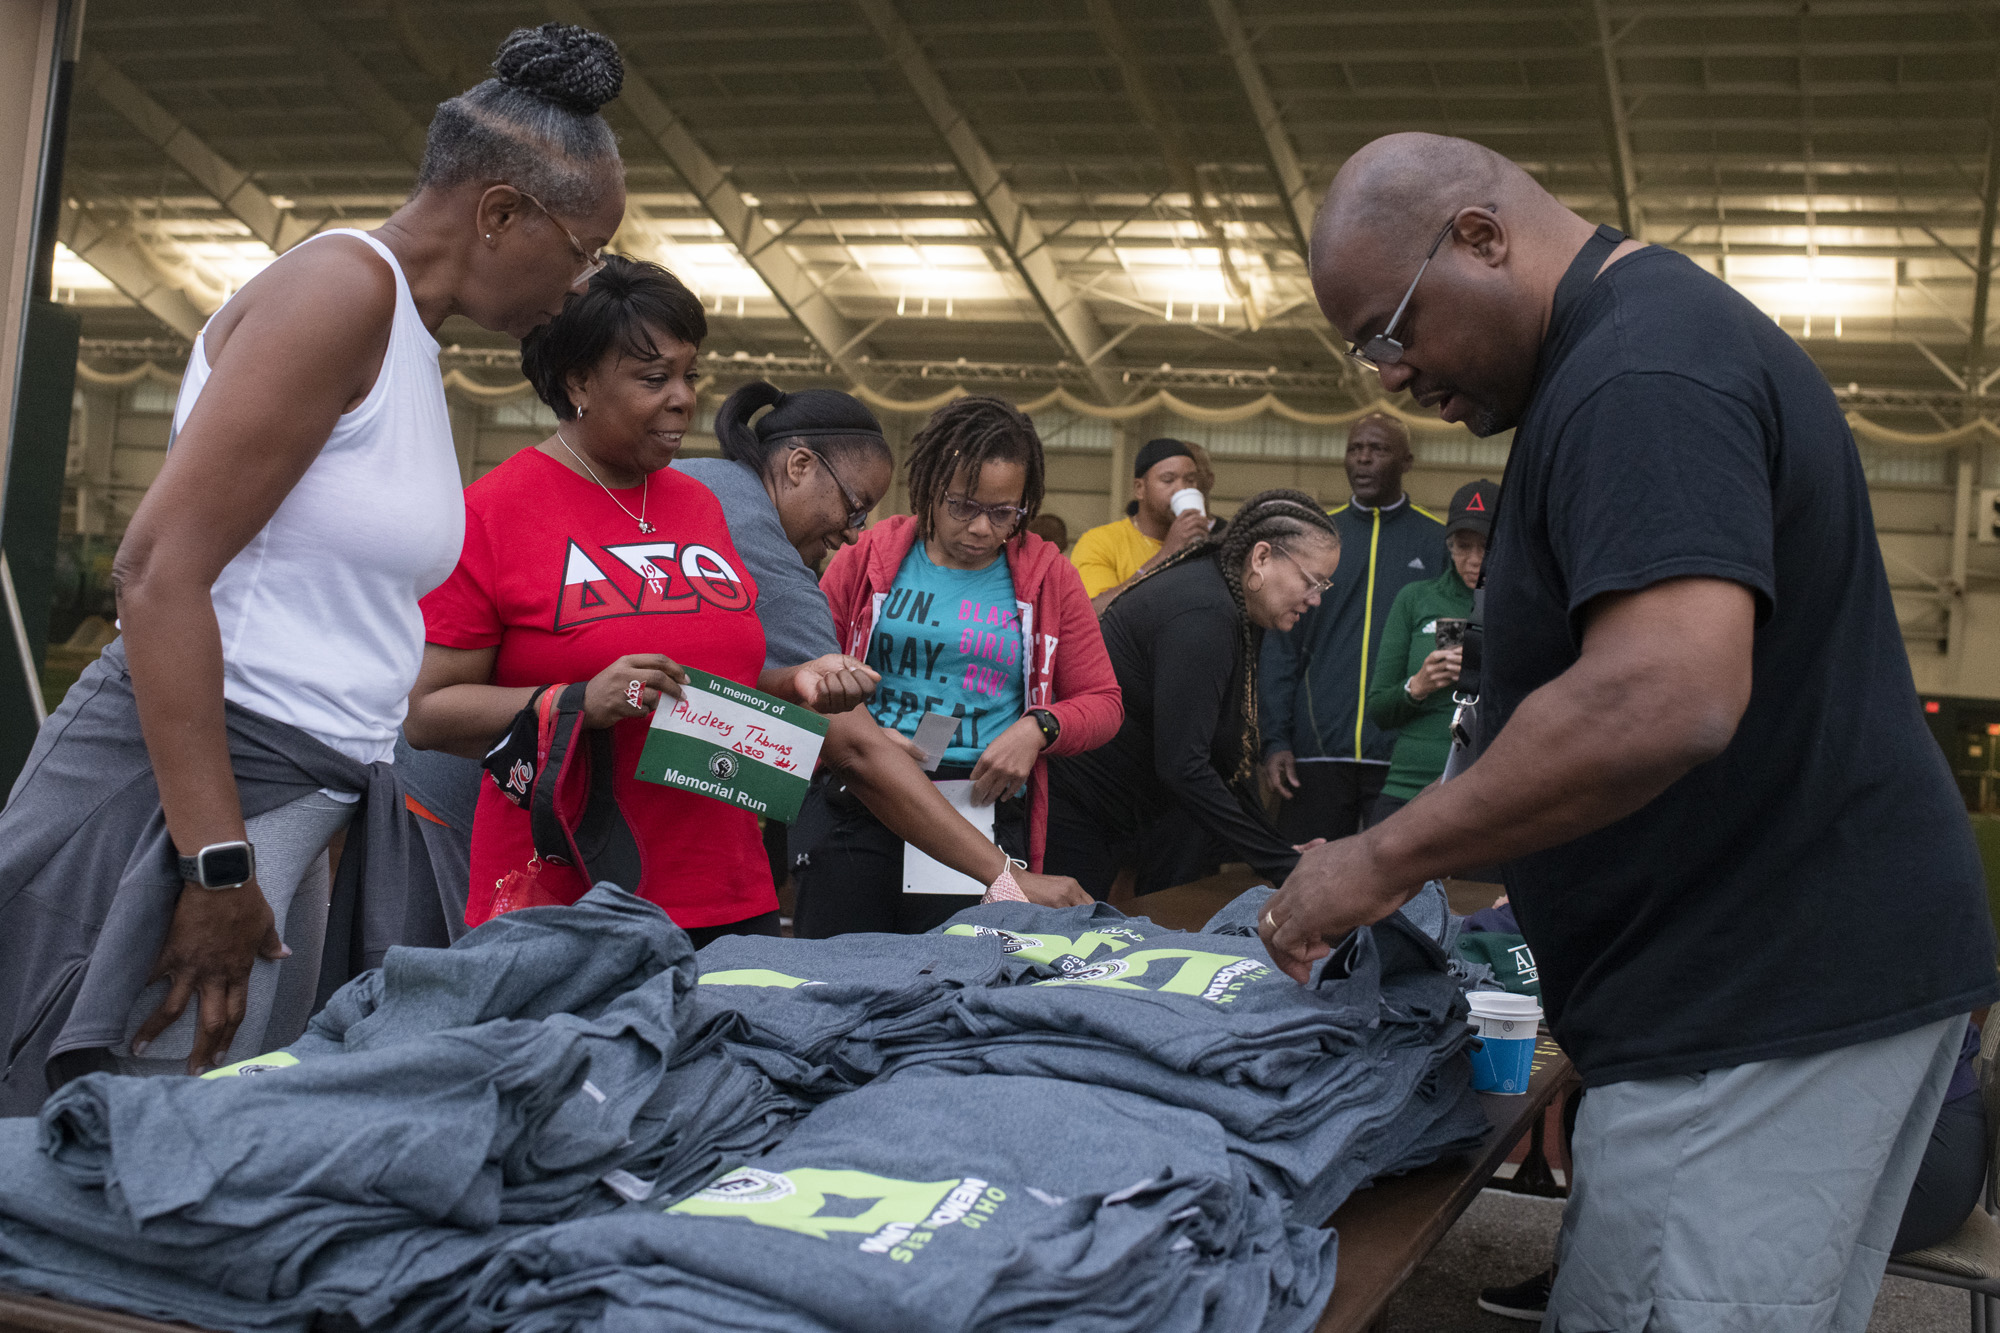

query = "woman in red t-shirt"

[{"left": 406, "top": 258, "right": 872, "bottom": 942}]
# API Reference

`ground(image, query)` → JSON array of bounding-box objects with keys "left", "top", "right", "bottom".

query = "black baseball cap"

[{"left": 1445, "top": 478, "right": 1498, "bottom": 539}]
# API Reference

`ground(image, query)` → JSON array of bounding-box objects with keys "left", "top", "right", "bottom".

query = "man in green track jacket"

[
  {"left": 1259, "top": 412, "right": 1445, "bottom": 843},
  {"left": 1365, "top": 479, "right": 1498, "bottom": 825}
]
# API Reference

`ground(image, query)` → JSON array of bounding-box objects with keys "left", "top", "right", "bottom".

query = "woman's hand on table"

[
  {"left": 584, "top": 654, "right": 686, "bottom": 728},
  {"left": 131, "top": 881, "right": 290, "bottom": 1074},
  {"left": 1016, "top": 870, "right": 1091, "bottom": 907},
  {"left": 789, "top": 655, "right": 880, "bottom": 714},
  {"left": 970, "top": 715, "right": 1046, "bottom": 806}
]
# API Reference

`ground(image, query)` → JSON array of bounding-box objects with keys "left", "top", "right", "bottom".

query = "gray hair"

[{"left": 415, "top": 23, "right": 624, "bottom": 215}]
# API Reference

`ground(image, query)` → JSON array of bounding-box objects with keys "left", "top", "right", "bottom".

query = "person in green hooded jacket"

[{"left": 1364, "top": 479, "right": 1497, "bottom": 825}]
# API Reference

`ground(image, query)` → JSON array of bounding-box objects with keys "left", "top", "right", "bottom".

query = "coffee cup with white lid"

[
  {"left": 1466, "top": 991, "right": 1542, "bottom": 1095},
  {"left": 1169, "top": 488, "right": 1206, "bottom": 518}
]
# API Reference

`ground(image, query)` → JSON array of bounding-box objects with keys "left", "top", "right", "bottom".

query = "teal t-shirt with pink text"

[{"left": 864, "top": 543, "right": 1024, "bottom": 767}]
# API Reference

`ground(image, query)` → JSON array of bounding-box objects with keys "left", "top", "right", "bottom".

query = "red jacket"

[{"left": 820, "top": 516, "right": 1122, "bottom": 871}]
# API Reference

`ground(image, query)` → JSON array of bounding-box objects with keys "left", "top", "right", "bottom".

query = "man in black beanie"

[{"left": 1071, "top": 438, "right": 1212, "bottom": 616}]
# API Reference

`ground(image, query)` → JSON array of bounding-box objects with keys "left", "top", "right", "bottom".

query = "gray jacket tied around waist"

[{"left": 0, "top": 638, "right": 443, "bottom": 1115}]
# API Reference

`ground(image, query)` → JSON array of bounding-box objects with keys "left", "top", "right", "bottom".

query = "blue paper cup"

[{"left": 1467, "top": 993, "right": 1542, "bottom": 1095}]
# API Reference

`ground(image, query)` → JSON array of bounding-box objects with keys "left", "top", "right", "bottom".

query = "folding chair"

[{"left": 1884, "top": 1018, "right": 2000, "bottom": 1330}]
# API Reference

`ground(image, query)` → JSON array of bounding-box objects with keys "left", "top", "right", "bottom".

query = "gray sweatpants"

[
  {"left": 113, "top": 790, "right": 357, "bottom": 1073},
  {"left": 1545, "top": 1014, "right": 1967, "bottom": 1333}
]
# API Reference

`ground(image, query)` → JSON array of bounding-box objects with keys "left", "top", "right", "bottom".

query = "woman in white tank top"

[{"left": 0, "top": 24, "right": 628, "bottom": 1084}]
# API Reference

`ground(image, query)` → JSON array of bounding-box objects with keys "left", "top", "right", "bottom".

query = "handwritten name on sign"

[
  {"left": 634, "top": 667, "right": 829, "bottom": 822},
  {"left": 668, "top": 703, "right": 806, "bottom": 773}
]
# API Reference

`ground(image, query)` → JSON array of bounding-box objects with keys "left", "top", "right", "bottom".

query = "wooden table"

[{"left": 1314, "top": 1035, "right": 1577, "bottom": 1333}]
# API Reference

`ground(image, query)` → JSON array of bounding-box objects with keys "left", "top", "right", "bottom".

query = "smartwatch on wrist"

[
  {"left": 1026, "top": 708, "right": 1061, "bottom": 748},
  {"left": 176, "top": 840, "right": 257, "bottom": 890}
]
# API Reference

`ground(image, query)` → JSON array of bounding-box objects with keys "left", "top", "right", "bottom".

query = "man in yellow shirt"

[{"left": 1071, "top": 438, "right": 1214, "bottom": 615}]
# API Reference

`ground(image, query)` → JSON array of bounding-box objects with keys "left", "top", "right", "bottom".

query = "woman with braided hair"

[
  {"left": 1044, "top": 489, "right": 1341, "bottom": 897},
  {"left": 805, "top": 395, "right": 1123, "bottom": 935},
  {"left": 0, "top": 22, "right": 634, "bottom": 1103}
]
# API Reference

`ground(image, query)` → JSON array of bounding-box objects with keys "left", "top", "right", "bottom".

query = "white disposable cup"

[
  {"left": 1466, "top": 991, "right": 1543, "bottom": 1095},
  {"left": 1169, "top": 487, "right": 1206, "bottom": 517}
]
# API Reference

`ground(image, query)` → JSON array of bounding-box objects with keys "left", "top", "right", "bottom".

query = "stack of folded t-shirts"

[
  {"left": 917, "top": 894, "right": 1487, "bottom": 1223},
  {"left": 680, "top": 929, "right": 1052, "bottom": 1104},
  {"left": 1197, "top": 884, "right": 1492, "bottom": 1220},
  {"left": 695, "top": 889, "right": 1487, "bottom": 1229},
  {"left": 460, "top": 1071, "right": 1337, "bottom": 1333},
  {"left": 0, "top": 880, "right": 1484, "bottom": 1333},
  {"left": 0, "top": 886, "right": 797, "bottom": 1331}
]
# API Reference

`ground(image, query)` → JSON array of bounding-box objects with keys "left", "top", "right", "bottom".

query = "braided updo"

[
  {"left": 415, "top": 24, "right": 624, "bottom": 214},
  {"left": 1125, "top": 488, "right": 1339, "bottom": 788},
  {"left": 493, "top": 23, "right": 623, "bottom": 113}
]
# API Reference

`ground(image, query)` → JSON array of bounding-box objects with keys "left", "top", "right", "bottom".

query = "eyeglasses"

[
  {"left": 943, "top": 492, "right": 1029, "bottom": 532},
  {"left": 512, "top": 187, "right": 607, "bottom": 288},
  {"left": 1347, "top": 204, "right": 1494, "bottom": 371},
  {"left": 808, "top": 449, "right": 873, "bottom": 531},
  {"left": 1273, "top": 544, "right": 1335, "bottom": 597}
]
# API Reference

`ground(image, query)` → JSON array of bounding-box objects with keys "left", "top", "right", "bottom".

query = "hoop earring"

[{"left": 577, "top": 405, "right": 588, "bottom": 417}]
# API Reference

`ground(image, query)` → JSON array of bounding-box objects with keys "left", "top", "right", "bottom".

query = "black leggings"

[{"left": 792, "top": 779, "right": 1028, "bottom": 937}]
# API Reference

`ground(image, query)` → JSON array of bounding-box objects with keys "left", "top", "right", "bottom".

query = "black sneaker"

[{"left": 1477, "top": 1267, "right": 1553, "bottom": 1322}]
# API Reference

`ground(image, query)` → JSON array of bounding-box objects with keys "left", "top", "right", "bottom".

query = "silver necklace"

[{"left": 554, "top": 429, "right": 653, "bottom": 534}]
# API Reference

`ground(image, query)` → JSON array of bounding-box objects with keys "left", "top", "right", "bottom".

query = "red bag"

[{"left": 475, "top": 682, "right": 642, "bottom": 924}]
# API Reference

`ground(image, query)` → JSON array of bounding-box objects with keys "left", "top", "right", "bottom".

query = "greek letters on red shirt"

[{"left": 420, "top": 447, "right": 773, "bottom": 929}]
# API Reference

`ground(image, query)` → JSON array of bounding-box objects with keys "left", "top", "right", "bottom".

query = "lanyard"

[{"left": 1456, "top": 223, "right": 1626, "bottom": 712}]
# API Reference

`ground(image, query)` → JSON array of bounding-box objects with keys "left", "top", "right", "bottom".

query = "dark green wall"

[{"left": 0, "top": 300, "right": 82, "bottom": 788}]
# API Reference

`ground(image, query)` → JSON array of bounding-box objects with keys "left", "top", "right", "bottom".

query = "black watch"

[
  {"left": 1026, "top": 708, "right": 1061, "bottom": 748},
  {"left": 176, "top": 840, "right": 257, "bottom": 890}
]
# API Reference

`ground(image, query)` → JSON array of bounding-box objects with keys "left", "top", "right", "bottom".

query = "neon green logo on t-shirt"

[
  {"left": 670, "top": 1166, "right": 1009, "bottom": 1261},
  {"left": 199, "top": 1051, "right": 301, "bottom": 1079}
]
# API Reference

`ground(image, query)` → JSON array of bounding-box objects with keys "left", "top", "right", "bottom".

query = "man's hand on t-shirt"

[
  {"left": 1016, "top": 870, "right": 1092, "bottom": 908},
  {"left": 1259, "top": 834, "right": 1415, "bottom": 985},
  {"left": 584, "top": 653, "right": 687, "bottom": 729},
  {"left": 787, "top": 654, "right": 880, "bottom": 715},
  {"left": 969, "top": 714, "right": 1047, "bottom": 806}
]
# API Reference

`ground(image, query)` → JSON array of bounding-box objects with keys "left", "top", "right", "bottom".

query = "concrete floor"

[{"left": 1379, "top": 1189, "right": 1972, "bottom": 1333}]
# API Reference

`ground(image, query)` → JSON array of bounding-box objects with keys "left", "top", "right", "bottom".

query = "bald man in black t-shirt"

[{"left": 1260, "top": 132, "right": 1998, "bottom": 1331}]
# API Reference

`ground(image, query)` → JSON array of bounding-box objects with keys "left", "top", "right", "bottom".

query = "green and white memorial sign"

[{"left": 634, "top": 667, "right": 827, "bottom": 822}]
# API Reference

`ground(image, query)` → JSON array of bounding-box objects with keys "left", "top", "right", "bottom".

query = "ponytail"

[
  {"left": 712, "top": 380, "right": 890, "bottom": 478},
  {"left": 714, "top": 381, "right": 789, "bottom": 468}
]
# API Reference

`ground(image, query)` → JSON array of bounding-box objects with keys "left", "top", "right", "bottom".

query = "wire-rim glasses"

[
  {"left": 1347, "top": 205, "right": 1494, "bottom": 371},
  {"left": 808, "top": 449, "right": 873, "bottom": 531},
  {"left": 513, "top": 187, "right": 607, "bottom": 287},
  {"left": 1273, "top": 543, "right": 1335, "bottom": 597},
  {"left": 944, "top": 492, "right": 1029, "bottom": 532}
]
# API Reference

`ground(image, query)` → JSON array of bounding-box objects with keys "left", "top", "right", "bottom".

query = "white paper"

[
  {"left": 912, "top": 711, "right": 959, "bottom": 773},
  {"left": 903, "top": 779, "right": 994, "bottom": 895}
]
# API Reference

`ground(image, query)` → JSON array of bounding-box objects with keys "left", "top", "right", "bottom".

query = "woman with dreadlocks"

[
  {"left": 1043, "top": 489, "right": 1341, "bottom": 897},
  {"left": 802, "top": 396, "right": 1122, "bottom": 935}
]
